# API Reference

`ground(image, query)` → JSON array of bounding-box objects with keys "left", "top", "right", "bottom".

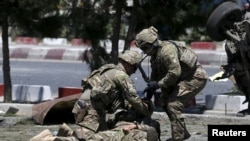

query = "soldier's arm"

[
  {"left": 115, "top": 72, "right": 152, "bottom": 117},
  {"left": 158, "top": 45, "right": 181, "bottom": 88}
]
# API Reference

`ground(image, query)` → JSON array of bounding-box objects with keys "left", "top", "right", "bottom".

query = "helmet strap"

[{"left": 152, "top": 39, "right": 159, "bottom": 48}]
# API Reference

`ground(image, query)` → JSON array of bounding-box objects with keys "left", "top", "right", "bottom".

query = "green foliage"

[
  {"left": 9, "top": 0, "right": 63, "bottom": 37},
  {"left": 134, "top": 0, "right": 217, "bottom": 41},
  {"left": 8, "top": 0, "right": 219, "bottom": 42},
  {"left": 7, "top": 0, "right": 221, "bottom": 71}
]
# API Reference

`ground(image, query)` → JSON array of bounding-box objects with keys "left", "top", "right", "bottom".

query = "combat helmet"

[
  {"left": 135, "top": 26, "right": 158, "bottom": 48},
  {"left": 118, "top": 50, "right": 142, "bottom": 65}
]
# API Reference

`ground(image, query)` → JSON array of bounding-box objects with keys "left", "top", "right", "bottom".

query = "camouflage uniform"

[
  {"left": 135, "top": 26, "right": 208, "bottom": 141},
  {"left": 72, "top": 50, "right": 153, "bottom": 139},
  {"left": 72, "top": 106, "right": 159, "bottom": 141},
  {"left": 30, "top": 120, "right": 159, "bottom": 141},
  {"left": 86, "top": 120, "right": 158, "bottom": 141}
]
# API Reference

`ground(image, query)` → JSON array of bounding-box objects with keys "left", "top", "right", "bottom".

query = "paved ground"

[
  {"left": 0, "top": 116, "right": 208, "bottom": 141},
  {"left": 0, "top": 42, "right": 228, "bottom": 66},
  {"left": 1, "top": 105, "right": 250, "bottom": 141}
]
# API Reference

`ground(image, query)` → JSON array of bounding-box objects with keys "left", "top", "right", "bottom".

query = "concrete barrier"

[
  {"left": 191, "top": 42, "right": 216, "bottom": 50},
  {"left": 27, "top": 48, "right": 50, "bottom": 60},
  {"left": 205, "top": 95, "right": 248, "bottom": 112},
  {"left": 42, "top": 38, "right": 68, "bottom": 46},
  {"left": 195, "top": 50, "right": 227, "bottom": 65},
  {"left": 10, "top": 48, "right": 30, "bottom": 59},
  {"left": 62, "top": 48, "right": 85, "bottom": 61},
  {"left": 12, "top": 84, "right": 53, "bottom": 103},
  {"left": 15, "top": 37, "right": 39, "bottom": 45},
  {"left": 58, "top": 87, "right": 82, "bottom": 98},
  {"left": 0, "top": 84, "right": 4, "bottom": 96},
  {"left": 44, "top": 48, "right": 65, "bottom": 60},
  {"left": 71, "top": 38, "right": 91, "bottom": 47}
]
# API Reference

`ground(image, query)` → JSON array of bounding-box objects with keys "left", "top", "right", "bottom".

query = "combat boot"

[
  {"left": 57, "top": 123, "right": 73, "bottom": 137},
  {"left": 166, "top": 121, "right": 191, "bottom": 141},
  {"left": 53, "top": 136, "right": 78, "bottom": 141},
  {"left": 30, "top": 129, "right": 56, "bottom": 141},
  {"left": 183, "top": 126, "right": 191, "bottom": 140}
]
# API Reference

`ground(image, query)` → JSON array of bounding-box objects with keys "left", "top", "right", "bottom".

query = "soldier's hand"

[
  {"left": 147, "top": 81, "right": 160, "bottom": 89},
  {"left": 142, "top": 89, "right": 153, "bottom": 99},
  {"left": 122, "top": 123, "right": 141, "bottom": 134},
  {"left": 143, "top": 81, "right": 160, "bottom": 94}
]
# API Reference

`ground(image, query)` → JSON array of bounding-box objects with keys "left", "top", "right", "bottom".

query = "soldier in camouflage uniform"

[
  {"left": 30, "top": 50, "right": 159, "bottom": 141},
  {"left": 30, "top": 100, "right": 160, "bottom": 141},
  {"left": 71, "top": 50, "right": 154, "bottom": 140},
  {"left": 30, "top": 118, "right": 159, "bottom": 141},
  {"left": 135, "top": 26, "right": 208, "bottom": 141}
]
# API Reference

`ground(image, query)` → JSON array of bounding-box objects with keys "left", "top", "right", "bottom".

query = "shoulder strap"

[
  {"left": 99, "top": 64, "right": 117, "bottom": 75},
  {"left": 168, "top": 40, "right": 181, "bottom": 60}
]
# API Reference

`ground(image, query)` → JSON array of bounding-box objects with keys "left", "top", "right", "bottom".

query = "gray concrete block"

[
  {"left": 12, "top": 84, "right": 53, "bottom": 103},
  {"left": 205, "top": 94, "right": 248, "bottom": 112}
]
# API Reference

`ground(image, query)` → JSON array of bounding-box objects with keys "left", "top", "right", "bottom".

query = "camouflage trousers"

[
  {"left": 54, "top": 121, "right": 149, "bottom": 141},
  {"left": 30, "top": 122, "right": 149, "bottom": 141},
  {"left": 72, "top": 88, "right": 110, "bottom": 132},
  {"left": 162, "top": 67, "right": 207, "bottom": 141}
]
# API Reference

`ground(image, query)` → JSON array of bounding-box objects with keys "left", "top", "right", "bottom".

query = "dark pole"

[{"left": 2, "top": 0, "right": 12, "bottom": 102}]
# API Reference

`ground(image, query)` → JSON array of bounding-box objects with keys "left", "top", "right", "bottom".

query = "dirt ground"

[{"left": 0, "top": 116, "right": 208, "bottom": 141}]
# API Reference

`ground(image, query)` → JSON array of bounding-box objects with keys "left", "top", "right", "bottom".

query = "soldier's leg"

[
  {"left": 77, "top": 108, "right": 100, "bottom": 132},
  {"left": 165, "top": 100, "right": 185, "bottom": 141},
  {"left": 30, "top": 129, "right": 56, "bottom": 141},
  {"left": 163, "top": 75, "right": 206, "bottom": 141},
  {"left": 73, "top": 126, "right": 95, "bottom": 140},
  {"left": 72, "top": 88, "right": 104, "bottom": 132},
  {"left": 85, "top": 122, "right": 146, "bottom": 141},
  {"left": 53, "top": 136, "right": 78, "bottom": 141},
  {"left": 57, "top": 123, "right": 74, "bottom": 137}
]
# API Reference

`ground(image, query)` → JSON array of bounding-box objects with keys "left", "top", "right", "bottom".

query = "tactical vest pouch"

[
  {"left": 83, "top": 64, "right": 116, "bottom": 110},
  {"left": 82, "top": 64, "right": 116, "bottom": 88},
  {"left": 72, "top": 100, "right": 89, "bottom": 123},
  {"left": 90, "top": 78, "right": 112, "bottom": 109},
  {"left": 179, "top": 46, "right": 198, "bottom": 68},
  {"left": 169, "top": 40, "right": 197, "bottom": 69}
]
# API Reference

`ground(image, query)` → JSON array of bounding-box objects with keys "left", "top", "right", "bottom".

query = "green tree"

[
  {"left": 9, "top": 0, "right": 63, "bottom": 38},
  {"left": 8, "top": 0, "right": 220, "bottom": 73}
]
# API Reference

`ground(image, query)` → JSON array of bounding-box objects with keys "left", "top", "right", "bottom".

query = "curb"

[
  {"left": 1, "top": 103, "right": 250, "bottom": 125},
  {"left": 0, "top": 45, "right": 227, "bottom": 66}
]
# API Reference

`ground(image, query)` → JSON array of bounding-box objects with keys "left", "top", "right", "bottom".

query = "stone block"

[
  {"left": 205, "top": 94, "right": 248, "bottom": 112},
  {"left": 12, "top": 84, "right": 53, "bottom": 103}
]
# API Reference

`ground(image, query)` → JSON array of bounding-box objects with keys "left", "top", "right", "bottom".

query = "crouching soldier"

[{"left": 30, "top": 99, "right": 161, "bottom": 141}]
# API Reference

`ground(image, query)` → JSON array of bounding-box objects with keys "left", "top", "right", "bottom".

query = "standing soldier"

[{"left": 135, "top": 26, "right": 208, "bottom": 141}]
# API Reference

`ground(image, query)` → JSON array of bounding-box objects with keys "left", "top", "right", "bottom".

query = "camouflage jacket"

[
  {"left": 82, "top": 63, "right": 151, "bottom": 118},
  {"left": 150, "top": 41, "right": 205, "bottom": 89}
]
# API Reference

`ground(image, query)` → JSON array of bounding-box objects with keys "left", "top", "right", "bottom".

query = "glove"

[
  {"left": 142, "top": 81, "right": 160, "bottom": 99},
  {"left": 144, "top": 89, "right": 155, "bottom": 100},
  {"left": 144, "top": 81, "right": 160, "bottom": 92}
]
